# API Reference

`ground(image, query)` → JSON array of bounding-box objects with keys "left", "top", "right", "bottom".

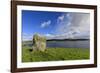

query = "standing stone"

[{"left": 32, "top": 34, "right": 46, "bottom": 52}]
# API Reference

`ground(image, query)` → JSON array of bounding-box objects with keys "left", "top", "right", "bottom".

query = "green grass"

[{"left": 22, "top": 46, "right": 90, "bottom": 62}]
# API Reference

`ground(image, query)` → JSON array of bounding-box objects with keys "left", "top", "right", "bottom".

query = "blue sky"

[{"left": 22, "top": 10, "right": 90, "bottom": 41}]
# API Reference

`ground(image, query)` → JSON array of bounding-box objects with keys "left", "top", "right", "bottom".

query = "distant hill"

[{"left": 47, "top": 39, "right": 90, "bottom": 41}]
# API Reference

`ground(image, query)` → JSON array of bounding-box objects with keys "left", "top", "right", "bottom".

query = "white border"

[{"left": 17, "top": 5, "right": 94, "bottom": 68}]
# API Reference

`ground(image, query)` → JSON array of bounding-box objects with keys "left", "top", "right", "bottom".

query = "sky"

[{"left": 22, "top": 10, "right": 90, "bottom": 41}]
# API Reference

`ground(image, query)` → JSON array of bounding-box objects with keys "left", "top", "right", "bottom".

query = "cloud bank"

[
  {"left": 55, "top": 12, "right": 90, "bottom": 39},
  {"left": 22, "top": 33, "right": 33, "bottom": 41}
]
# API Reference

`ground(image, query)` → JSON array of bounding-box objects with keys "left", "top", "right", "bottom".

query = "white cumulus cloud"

[{"left": 41, "top": 20, "right": 51, "bottom": 28}]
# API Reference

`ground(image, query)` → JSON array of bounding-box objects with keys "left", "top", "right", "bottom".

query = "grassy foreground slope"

[{"left": 22, "top": 46, "right": 90, "bottom": 62}]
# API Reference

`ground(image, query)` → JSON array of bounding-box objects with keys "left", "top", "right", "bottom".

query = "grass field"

[{"left": 22, "top": 46, "right": 90, "bottom": 62}]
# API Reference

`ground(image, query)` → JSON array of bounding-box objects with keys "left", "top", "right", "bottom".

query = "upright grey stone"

[{"left": 32, "top": 34, "right": 46, "bottom": 52}]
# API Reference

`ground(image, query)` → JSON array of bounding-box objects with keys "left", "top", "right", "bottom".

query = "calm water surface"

[{"left": 46, "top": 40, "right": 90, "bottom": 48}]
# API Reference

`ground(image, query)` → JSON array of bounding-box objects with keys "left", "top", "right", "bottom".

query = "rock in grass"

[{"left": 32, "top": 34, "right": 46, "bottom": 52}]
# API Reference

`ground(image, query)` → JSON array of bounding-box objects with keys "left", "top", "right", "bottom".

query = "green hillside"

[{"left": 22, "top": 46, "right": 90, "bottom": 62}]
